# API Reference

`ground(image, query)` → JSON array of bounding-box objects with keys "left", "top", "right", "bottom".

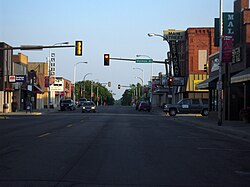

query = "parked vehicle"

[
  {"left": 82, "top": 101, "right": 96, "bottom": 113},
  {"left": 60, "top": 99, "right": 76, "bottom": 111},
  {"left": 138, "top": 101, "right": 151, "bottom": 112},
  {"left": 163, "top": 98, "right": 209, "bottom": 116}
]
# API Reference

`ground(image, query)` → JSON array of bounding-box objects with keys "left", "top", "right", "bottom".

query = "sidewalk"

[
  {"left": 0, "top": 108, "right": 59, "bottom": 118},
  {"left": 174, "top": 115, "right": 250, "bottom": 142},
  {"left": 152, "top": 105, "right": 250, "bottom": 142}
]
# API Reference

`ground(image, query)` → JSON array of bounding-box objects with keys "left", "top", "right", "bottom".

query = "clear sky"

[{"left": 0, "top": 0, "right": 233, "bottom": 99}]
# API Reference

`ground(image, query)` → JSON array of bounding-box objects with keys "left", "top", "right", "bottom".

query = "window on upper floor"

[{"left": 198, "top": 50, "right": 207, "bottom": 71}]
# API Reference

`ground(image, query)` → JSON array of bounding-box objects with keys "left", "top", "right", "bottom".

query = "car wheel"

[
  {"left": 202, "top": 109, "right": 209, "bottom": 116},
  {"left": 169, "top": 109, "right": 177, "bottom": 116}
]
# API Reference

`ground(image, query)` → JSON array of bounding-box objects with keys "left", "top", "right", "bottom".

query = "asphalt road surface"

[{"left": 0, "top": 105, "right": 250, "bottom": 186}]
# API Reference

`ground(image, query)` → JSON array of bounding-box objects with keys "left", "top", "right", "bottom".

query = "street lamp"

[
  {"left": 48, "top": 41, "right": 69, "bottom": 110},
  {"left": 73, "top": 61, "right": 88, "bottom": 103},
  {"left": 148, "top": 33, "right": 173, "bottom": 104},
  {"left": 135, "top": 76, "right": 143, "bottom": 98},
  {"left": 133, "top": 67, "right": 144, "bottom": 86},
  {"left": 83, "top": 73, "right": 92, "bottom": 98}
]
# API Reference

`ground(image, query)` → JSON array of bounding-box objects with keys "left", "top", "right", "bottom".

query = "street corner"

[
  {"left": 0, "top": 116, "right": 9, "bottom": 120},
  {"left": 30, "top": 112, "right": 42, "bottom": 116}
]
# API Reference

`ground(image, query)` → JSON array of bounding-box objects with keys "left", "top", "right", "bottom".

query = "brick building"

[{"left": 174, "top": 28, "right": 219, "bottom": 102}]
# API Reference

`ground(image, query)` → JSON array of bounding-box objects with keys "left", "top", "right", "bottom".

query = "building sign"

[
  {"left": 232, "top": 47, "right": 241, "bottom": 64},
  {"left": 15, "top": 75, "right": 26, "bottom": 82},
  {"left": 9, "top": 75, "right": 27, "bottom": 83},
  {"left": 8, "top": 75, "right": 15, "bottom": 83},
  {"left": 223, "top": 12, "right": 234, "bottom": 35},
  {"left": 170, "top": 41, "right": 180, "bottom": 76},
  {"left": 50, "top": 52, "right": 56, "bottom": 76},
  {"left": 163, "top": 29, "right": 185, "bottom": 41},
  {"left": 172, "top": 77, "right": 185, "bottom": 86},
  {"left": 214, "top": 12, "right": 235, "bottom": 47}
]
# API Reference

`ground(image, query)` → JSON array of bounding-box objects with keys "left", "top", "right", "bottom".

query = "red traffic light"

[{"left": 104, "top": 54, "right": 110, "bottom": 66}]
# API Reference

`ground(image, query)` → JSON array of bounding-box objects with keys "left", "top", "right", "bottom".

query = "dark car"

[
  {"left": 81, "top": 101, "right": 96, "bottom": 113},
  {"left": 78, "top": 98, "right": 87, "bottom": 107},
  {"left": 163, "top": 98, "right": 209, "bottom": 116},
  {"left": 60, "top": 99, "right": 76, "bottom": 111},
  {"left": 138, "top": 101, "right": 151, "bottom": 112}
]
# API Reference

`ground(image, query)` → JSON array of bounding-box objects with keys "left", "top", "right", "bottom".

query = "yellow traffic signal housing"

[
  {"left": 75, "top": 41, "right": 83, "bottom": 56},
  {"left": 104, "top": 54, "right": 110, "bottom": 66}
]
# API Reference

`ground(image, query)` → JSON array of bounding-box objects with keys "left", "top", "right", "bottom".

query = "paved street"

[{"left": 0, "top": 105, "right": 250, "bottom": 186}]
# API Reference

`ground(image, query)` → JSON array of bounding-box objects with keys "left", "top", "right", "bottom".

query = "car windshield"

[
  {"left": 62, "top": 100, "right": 71, "bottom": 103},
  {"left": 83, "top": 102, "right": 95, "bottom": 106}
]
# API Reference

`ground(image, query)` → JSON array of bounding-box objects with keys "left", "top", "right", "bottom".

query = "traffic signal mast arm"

[{"left": 110, "top": 57, "right": 166, "bottom": 64}]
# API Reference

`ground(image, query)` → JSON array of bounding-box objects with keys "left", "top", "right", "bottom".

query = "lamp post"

[
  {"left": 133, "top": 67, "right": 144, "bottom": 86},
  {"left": 218, "top": 0, "right": 223, "bottom": 126},
  {"left": 73, "top": 61, "right": 87, "bottom": 103},
  {"left": 83, "top": 73, "right": 92, "bottom": 98},
  {"left": 147, "top": 33, "right": 171, "bottom": 77},
  {"left": 48, "top": 41, "right": 69, "bottom": 110},
  {"left": 135, "top": 76, "right": 144, "bottom": 97},
  {"left": 148, "top": 33, "right": 173, "bottom": 104}
]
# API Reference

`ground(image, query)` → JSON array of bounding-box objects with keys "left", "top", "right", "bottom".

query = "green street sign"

[{"left": 136, "top": 59, "right": 153, "bottom": 63}]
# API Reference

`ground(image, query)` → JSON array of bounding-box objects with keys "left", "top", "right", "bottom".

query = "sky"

[{"left": 0, "top": 0, "right": 234, "bottom": 99}]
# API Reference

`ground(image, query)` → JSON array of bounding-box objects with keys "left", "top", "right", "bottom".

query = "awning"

[
  {"left": 196, "top": 75, "right": 218, "bottom": 89},
  {"left": 34, "top": 85, "right": 44, "bottom": 94},
  {"left": 231, "top": 67, "right": 250, "bottom": 84}
]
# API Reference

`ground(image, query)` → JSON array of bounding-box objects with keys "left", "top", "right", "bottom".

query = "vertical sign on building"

[
  {"left": 214, "top": 12, "right": 235, "bottom": 47},
  {"left": 50, "top": 53, "right": 56, "bottom": 76}
]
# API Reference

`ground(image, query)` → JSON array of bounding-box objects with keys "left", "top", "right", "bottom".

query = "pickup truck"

[{"left": 163, "top": 98, "right": 209, "bottom": 116}]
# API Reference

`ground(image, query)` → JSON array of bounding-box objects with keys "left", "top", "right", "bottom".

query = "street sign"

[
  {"left": 172, "top": 77, "right": 185, "bottom": 86},
  {"left": 136, "top": 59, "right": 152, "bottom": 63}
]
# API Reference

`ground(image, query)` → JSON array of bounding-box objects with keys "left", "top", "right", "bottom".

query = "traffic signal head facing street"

[
  {"left": 75, "top": 41, "right": 83, "bottom": 56},
  {"left": 104, "top": 54, "right": 110, "bottom": 66}
]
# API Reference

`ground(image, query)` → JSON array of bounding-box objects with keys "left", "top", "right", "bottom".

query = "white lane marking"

[{"left": 38, "top": 132, "right": 51, "bottom": 138}]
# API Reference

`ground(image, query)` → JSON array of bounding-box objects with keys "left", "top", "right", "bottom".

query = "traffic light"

[
  {"left": 168, "top": 76, "right": 173, "bottom": 86},
  {"left": 204, "top": 64, "right": 207, "bottom": 72},
  {"left": 75, "top": 41, "right": 83, "bottom": 56},
  {"left": 104, "top": 54, "right": 110, "bottom": 66},
  {"left": 118, "top": 84, "right": 121, "bottom": 89},
  {"left": 108, "top": 81, "right": 111, "bottom": 87}
]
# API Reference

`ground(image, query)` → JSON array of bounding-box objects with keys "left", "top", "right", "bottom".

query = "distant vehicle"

[
  {"left": 138, "top": 101, "right": 151, "bottom": 112},
  {"left": 135, "top": 99, "right": 148, "bottom": 110},
  {"left": 78, "top": 98, "right": 87, "bottom": 107},
  {"left": 82, "top": 101, "right": 96, "bottom": 113},
  {"left": 60, "top": 99, "right": 76, "bottom": 111},
  {"left": 163, "top": 98, "right": 209, "bottom": 116}
]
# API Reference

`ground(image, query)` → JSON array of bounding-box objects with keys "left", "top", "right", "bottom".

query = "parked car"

[
  {"left": 82, "top": 101, "right": 96, "bottom": 113},
  {"left": 163, "top": 98, "right": 209, "bottom": 116},
  {"left": 60, "top": 99, "right": 76, "bottom": 111},
  {"left": 138, "top": 101, "right": 151, "bottom": 112}
]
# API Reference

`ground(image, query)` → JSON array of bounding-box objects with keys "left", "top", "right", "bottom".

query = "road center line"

[
  {"left": 38, "top": 133, "right": 51, "bottom": 138},
  {"left": 66, "top": 124, "right": 73, "bottom": 128}
]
